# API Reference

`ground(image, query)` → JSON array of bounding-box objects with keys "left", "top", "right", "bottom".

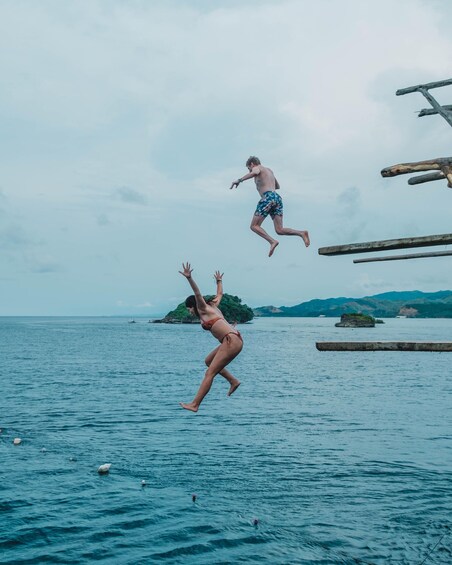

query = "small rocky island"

[
  {"left": 154, "top": 293, "right": 254, "bottom": 324},
  {"left": 335, "top": 313, "right": 380, "bottom": 328}
]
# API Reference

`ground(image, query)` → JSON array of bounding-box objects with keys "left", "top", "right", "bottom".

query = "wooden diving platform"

[
  {"left": 318, "top": 233, "right": 452, "bottom": 257},
  {"left": 381, "top": 79, "right": 452, "bottom": 187},
  {"left": 316, "top": 341, "right": 452, "bottom": 352}
]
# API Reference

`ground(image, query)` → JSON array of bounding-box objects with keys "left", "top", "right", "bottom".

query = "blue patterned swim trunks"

[{"left": 254, "top": 191, "right": 283, "bottom": 219}]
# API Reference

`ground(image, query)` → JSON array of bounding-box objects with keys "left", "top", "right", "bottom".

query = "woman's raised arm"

[
  {"left": 179, "top": 263, "right": 207, "bottom": 310},
  {"left": 209, "top": 270, "right": 224, "bottom": 307}
]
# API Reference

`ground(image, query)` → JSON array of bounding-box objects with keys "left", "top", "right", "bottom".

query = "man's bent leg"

[
  {"left": 272, "top": 215, "right": 310, "bottom": 247},
  {"left": 250, "top": 215, "right": 279, "bottom": 257}
]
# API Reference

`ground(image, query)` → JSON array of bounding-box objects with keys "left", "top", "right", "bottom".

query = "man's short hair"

[{"left": 246, "top": 156, "right": 261, "bottom": 167}]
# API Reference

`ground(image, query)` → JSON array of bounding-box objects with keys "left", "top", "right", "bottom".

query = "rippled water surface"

[{"left": 1, "top": 317, "right": 451, "bottom": 564}]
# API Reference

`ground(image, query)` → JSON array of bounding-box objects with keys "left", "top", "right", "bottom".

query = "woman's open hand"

[
  {"left": 213, "top": 270, "right": 224, "bottom": 283},
  {"left": 179, "top": 262, "right": 193, "bottom": 279}
]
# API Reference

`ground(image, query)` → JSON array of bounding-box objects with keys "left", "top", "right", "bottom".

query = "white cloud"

[{"left": 135, "top": 302, "right": 153, "bottom": 308}]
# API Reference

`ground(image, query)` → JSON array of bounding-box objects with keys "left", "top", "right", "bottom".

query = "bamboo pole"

[
  {"left": 318, "top": 233, "right": 452, "bottom": 256},
  {"left": 353, "top": 250, "right": 452, "bottom": 264}
]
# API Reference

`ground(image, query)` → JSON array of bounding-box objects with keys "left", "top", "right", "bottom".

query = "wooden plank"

[
  {"left": 408, "top": 172, "right": 445, "bottom": 185},
  {"left": 419, "top": 105, "right": 452, "bottom": 117},
  {"left": 396, "top": 78, "right": 452, "bottom": 95},
  {"left": 353, "top": 250, "right": 452, "bottom": 263},
  {"left": 381, "top": 156, "right": 452, "bottom": 178},
  {"left": 318, "top": 233, "right": 452, "bottom": 256},
  {"left": 316, "top": 341, "right": 452, "bottom": 352}
]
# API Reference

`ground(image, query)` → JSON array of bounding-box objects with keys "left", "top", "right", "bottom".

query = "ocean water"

[{"left": 0, "top": 316, "right": 451, "bottom": 565}]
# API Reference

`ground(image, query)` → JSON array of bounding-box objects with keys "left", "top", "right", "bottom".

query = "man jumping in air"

[{"left": 230, "top": 156, "right": 310, "bottom": 257}]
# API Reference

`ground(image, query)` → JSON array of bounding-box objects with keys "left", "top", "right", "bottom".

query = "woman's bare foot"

[
  {"left": 269, "top": 241, "right": 279, "bottom": 257},
  {"left": 180, "top": 402, "right": 198, "bottom": 412},
  {"left": 228, "top": 380, "right": 241, "bottom": 397},
  {"left": 300, "top": 231, "right": 310, "bottom": 247}
]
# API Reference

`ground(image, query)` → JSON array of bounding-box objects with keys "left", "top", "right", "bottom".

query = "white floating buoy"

[
  {"left": 69, "top": 456, "right": 77, "bottom": 462},
  {"left": 97, "top": 463, "right": 111, "bottom": 474},
  {"left": 141, "top": 480, "right": 147, "bottom": 487},
  {"left": 13, "top": 438, "right": 22, "bottom": 445},
  {"left": 41, "top": 448, "right": 47, "bottom": 453}
]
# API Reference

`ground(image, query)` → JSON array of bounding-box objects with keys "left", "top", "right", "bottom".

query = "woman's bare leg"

[
  {"left": 205, "top": 346, "right": 240, "bottom": 396},
  {"left": 250, "top": 214, "right": 279, "bottom": 257},
  {"left": 180, "top": 337, "right": 242, "bottom": 412},
  {"left": 272, "top": 215, "right": 310, "bottom": 247}
]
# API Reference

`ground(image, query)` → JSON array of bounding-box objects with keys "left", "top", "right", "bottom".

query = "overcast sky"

[{"left": 1, "top": 0, "right": 452, "bottom": 316}]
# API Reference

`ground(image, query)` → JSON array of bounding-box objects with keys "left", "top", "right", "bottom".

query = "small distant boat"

[
  {"left": 128, "top": 319, "right": 136, "bottom": 324},
  {"left": 318, "top": 315, "right": 326, "bottom": 317},
  {"left": 396, "top": 315, "right": 407, "bottom": 319}
]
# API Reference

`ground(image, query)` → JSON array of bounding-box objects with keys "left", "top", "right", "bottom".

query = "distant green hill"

[
  {"left": 157, "top": 293, "right": 254, "bottom": 324},
  {"left": 254, "top": 290, "right": 452, "bottom": 318}
]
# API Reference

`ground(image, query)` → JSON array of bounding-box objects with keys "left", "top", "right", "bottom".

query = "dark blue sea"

[{"left": 1, "top": 317, "right": 451, "bottom": 564}]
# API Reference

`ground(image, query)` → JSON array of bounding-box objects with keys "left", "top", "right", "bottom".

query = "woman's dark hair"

[
  {"left": 185, "top": 295, "right": 199, "bottom": 318},
  {"left": 185, "top": 295, "right": 215, "bottom": 318}
]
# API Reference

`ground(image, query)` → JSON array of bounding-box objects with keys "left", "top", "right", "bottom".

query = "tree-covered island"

[
  {"left": 335, "top": 313, "right": 378, "bottom": 327},
  {"left": 154, "top": 293, "right": 254, "bottom": 324}
]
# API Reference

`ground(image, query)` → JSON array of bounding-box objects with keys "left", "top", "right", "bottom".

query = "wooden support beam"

[
  {"left": 318, "top": 233, "right": 452, "bottom": 256},
  {"left": 396, "top": 79, "right": 452, "bottom": 127},
  {"left": 316, "top": 341, "right": 452, "bottom": 352},
  {"left": 441, "top": 165, "right": 452, "bottom": 186},
  {"left": 408, "top": 172, "right": 445, "bottom": 185},
  {"left": 419, "top": 105, "right": 452, "bottom": 117},
  {"left": 381, "top": 156, "right": 452, "bottom": 187},
  {"left": 419, "top": 89, "right": 452, "bottom": 127},
  {"left": 353, "top": 250, "right": 452, "bottom": 264},
  {"left": 396, "top": 78, "right": 452, "bottom": 95}
]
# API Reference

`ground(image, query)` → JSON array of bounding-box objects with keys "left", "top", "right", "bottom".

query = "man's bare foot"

[
  {"left": 300, "top": 231, "right": 310, "bottom": 247},
  {"left": 228, "top": 381, "right": 241, "bottom": 397},
  {"left": 180, "top": 402, "right": 198, "bottom": 412},
  {"left": 269, "top": 241, "right": 279, "bottom": 257}
]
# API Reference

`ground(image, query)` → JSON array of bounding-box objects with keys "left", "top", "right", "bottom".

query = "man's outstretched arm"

[{"left": 229, "top": 166, "right": 260, "bottom": 189}]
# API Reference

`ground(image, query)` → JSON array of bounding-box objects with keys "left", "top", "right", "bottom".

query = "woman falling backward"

[{"left": 179, "top": 263, "right": 243, "bottom": 412}]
